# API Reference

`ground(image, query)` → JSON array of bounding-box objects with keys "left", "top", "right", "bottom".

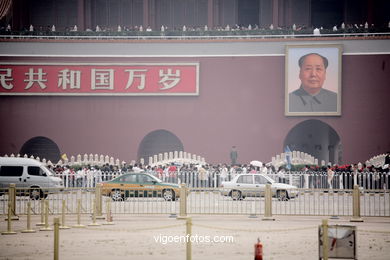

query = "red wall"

[{"left": 0, "top": 54, "right": 389, "bottom": 164}]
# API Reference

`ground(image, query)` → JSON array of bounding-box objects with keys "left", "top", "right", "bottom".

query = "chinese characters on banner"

[{"left": 0, "top": 63, "right": 199, "bottom": 95}]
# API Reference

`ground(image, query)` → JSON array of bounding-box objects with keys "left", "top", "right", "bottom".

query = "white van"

[{"left": 0, "top": 157, "right": 64, "bottom": 199}]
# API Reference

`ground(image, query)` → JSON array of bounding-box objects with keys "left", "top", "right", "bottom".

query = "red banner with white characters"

[{"left": 0, "top": 63, "right": 199, "bottom": 96}]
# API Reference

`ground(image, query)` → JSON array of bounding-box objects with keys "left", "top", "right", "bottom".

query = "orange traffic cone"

[{"left": 254, "top": 238, "right": 263, "bottom": 260}]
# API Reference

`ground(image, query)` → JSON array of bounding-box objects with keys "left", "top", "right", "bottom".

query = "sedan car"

[
  {"left": 220, "top": 174, "right": 298, "bottom": 201},
  {"left": 101, "top": 172, "right": 180, "bottom": 201}
]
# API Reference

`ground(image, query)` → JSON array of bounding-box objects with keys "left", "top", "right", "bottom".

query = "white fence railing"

[
  {"left": 1, "top": 186, "right": 389, "bottom": 217},
  {"left": 54, "top": 170, "right": 390, "bottom": 191}
]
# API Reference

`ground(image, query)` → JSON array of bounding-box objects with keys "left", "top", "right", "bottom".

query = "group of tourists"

[{"left": 50, "top": 154, "right": 389, "bottom": 190}]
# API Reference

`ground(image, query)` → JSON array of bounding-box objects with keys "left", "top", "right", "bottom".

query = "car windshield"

[
  {"left": 261, "top": 175, "right": 275, "bottom": 184},
  {"left": 149, "top": 174, "right": 162, "bottom": 183},
  {"left": 43, "top": 166, "right": 54, "bottom": 176}
]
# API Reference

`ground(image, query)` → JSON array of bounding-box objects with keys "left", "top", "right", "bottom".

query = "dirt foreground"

[{"left": 1, "top": 214, "right": 390, "bottom": 260}]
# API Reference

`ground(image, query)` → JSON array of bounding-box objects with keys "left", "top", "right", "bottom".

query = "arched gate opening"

[
  {"left": 20, "top": 136, "right": 61, "bottom": 163},
  {"left": 137, "top": 129, "right": 184, "bottom": 164},
  {"left": 284, "top": 120, "right": 342, "bottom": 165}
]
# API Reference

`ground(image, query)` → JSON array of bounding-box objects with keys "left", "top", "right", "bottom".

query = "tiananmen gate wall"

[{"left": 0, "top": 39, "right": 389, "bottom": 165}]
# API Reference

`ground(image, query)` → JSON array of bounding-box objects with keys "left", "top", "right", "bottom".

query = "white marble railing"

[
  {"left": 144, "top": 151, "right": 206, "bottom": 167},
  {"left": 2, "top": 153, "right": 124, "bottom": 167},
  {"left": 366, "top": 153, "right": 388, "bottom": 168},
  {"left": 2, "top": 151, "right": 206, "bottom": 168},
  {"left": 3, "top": 151, "right": 387, "bottom": 169},
  {"left": 270, "top": 151, "right": 323, "bottom": 168}
]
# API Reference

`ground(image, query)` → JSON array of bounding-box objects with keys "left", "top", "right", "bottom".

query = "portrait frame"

[{"left": 285, "top": 44, "right": 342, "bottom": 116}]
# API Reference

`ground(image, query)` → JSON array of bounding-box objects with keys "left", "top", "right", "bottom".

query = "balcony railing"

[{"left": 1, "top": 28, "right": 389, "bottom": 41}]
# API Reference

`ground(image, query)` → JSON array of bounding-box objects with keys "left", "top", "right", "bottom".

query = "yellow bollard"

[
  {"left": 186, "top": 217, "right": 192, "bottom": 260},
  {"left": 262, "top": 184, "right": 275, "bottom": 221},
  {"left": 7, "top": 184, "right": 19, "bottom": 221},
  {"left": 177, "top": 184, "right": 188, "bottom": 219},
  {"left": 103, "top": 198, "right": 114, "bottom": 225},
  {"left": 72, "top": 199, "right": 86, "bottom": 228},
  {"left": 322, "top": 219, "right": 329, "bottom": 260},
  {"left": 350, "top": 185, "right": 364, "bottom": 222},
  {"left": 40, "top": 200, "right": 53, "bottom": 231},
  {"left": 22, "top": 201, "right": 36, "bottom": 233},
  {"left": 88, "top": 199, "right": 101, "bottom": 226},
  {"left": 54, "top": 217, "right": 60, "bottom": 260},
  {"left": 95, "top": 184, "right": 105, "bottom": 220},
  {"left": 36, "top": 199, "right": 45, "bottom": 226},
  {"left": 2, "top": 202, "right": 17, "bottom": 235},
  {"left": 59, "top": 200, "right": 70, "bottom": 229}
]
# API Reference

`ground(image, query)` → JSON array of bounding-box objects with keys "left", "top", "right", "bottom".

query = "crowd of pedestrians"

[{"left": 50, "top": 155, "right": 390, "bottom": 190}]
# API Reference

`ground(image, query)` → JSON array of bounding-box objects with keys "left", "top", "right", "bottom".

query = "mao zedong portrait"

[{"left": 289, "top": 53, "right": 337, "bottom": 113}]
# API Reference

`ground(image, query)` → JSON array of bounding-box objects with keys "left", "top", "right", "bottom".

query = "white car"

[
  {"left": 0, "top": 157, "right": 64, "bottom": 199},
  {"left": 220, "top": 174, "right": 298, "bottom": 201}
]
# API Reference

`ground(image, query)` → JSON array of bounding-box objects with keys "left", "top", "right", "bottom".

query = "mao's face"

[{"left": 299, "top": 54, "right": 327, "bottom": 95}]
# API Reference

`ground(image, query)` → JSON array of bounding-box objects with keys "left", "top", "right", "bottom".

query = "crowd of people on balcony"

[{"left": 1, "top": 20, "right": 389, "bottom": 37}]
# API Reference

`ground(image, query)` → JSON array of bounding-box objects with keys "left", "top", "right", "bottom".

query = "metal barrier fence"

[
  {"left": 187, "top": 188, "right": 389, "bottom": 217},
  {"left": 0, "top": 185, "right": 389, "bottom": 217},
  {"left": 0, "top": 187, "right": 96, "bottom": 216},
  {"left": 55, "top": 170, "right": 390, "bottom": 190}
]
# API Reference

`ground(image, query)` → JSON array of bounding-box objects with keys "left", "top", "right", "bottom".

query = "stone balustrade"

[
  {"left": 270, "top": 151, "right": 324, "bottom": 169},
  {"left": 366, "top": 153, "right": 388, "bottom": 168},
  {"left": 2, "top": 151, "right": 387, "bottom": 169},
  {"left": 145, "top": 150, "right": 206, "bottom": 167},
  {"left": 1, "top": 153, "right": 125, "bottom": 167}
]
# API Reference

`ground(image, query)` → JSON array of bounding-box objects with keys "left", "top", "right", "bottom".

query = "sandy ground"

[{"left": 1, "top": 214, "right": 390, "bottom": 260}]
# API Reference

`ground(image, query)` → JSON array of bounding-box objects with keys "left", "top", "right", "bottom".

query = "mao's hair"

[{"left": 298, "top": 53, "right": 329, "bottom": 69}]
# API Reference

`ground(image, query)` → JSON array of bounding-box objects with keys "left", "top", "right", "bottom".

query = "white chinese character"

[
  {"left": 24, "top": 68, "right": 47, "bottom": 89},
  {"left": 159, "top": 69, "right": 181, "bottom": 90},
  {"left": 58, "top": 69, "right": 81, "bottom": 90},
  {"left": 125, "top": 69, "right": 147, "bottom": 90},
  {"left": 91, "top": 69, "right": 114, "bottom": 90},
  {"left": 0, "top": 68, "right": 13, "bottom": 90}
]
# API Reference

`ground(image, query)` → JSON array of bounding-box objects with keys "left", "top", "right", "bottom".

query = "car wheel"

[
  {"left": 277, "top": 190, "right": 289, "bottom": 201},
  {"left": 163, "top": 189, "right": 175, "bottom": 201},
  {"left": 30, "top": 188, "right": 42, "bottom": 200},
  {"left": 230, "top": 190, "right": 242, "bottom": 200},
  {"left": 111, "top": 189, "right": 124, "bottom": 201}
]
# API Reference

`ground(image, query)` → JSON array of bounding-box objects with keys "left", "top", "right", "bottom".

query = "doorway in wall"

[
  {"left": 137, "top": 129, "right": 184, "bottom": 164},
  {"left": 20, "top": 136, "right": 61, "bottom": 163},
  {"left": 283, "top": 119, "right": 341, "bottom": 165}
]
